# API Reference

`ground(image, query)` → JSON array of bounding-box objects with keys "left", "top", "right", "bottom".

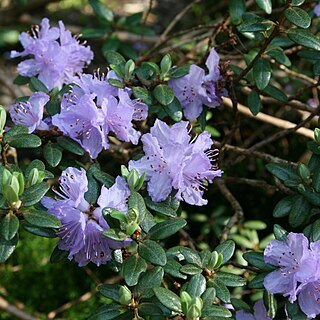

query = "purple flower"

[
  {"left": 264, "top": 233, "right": 310, "bottom": 302},
  {"left": 42, "top": 167, "right": 130, "bottom": 266},
  {"left": 11, "top": 18, "right": 93, "bottom": 90},
  {"left": 314, "top": 3, "right": 320, "bottom": 17},
  {"left": 9, "top": 92, "right": 50, "bottom": 133},
  {"left": 53, "top": 73, "right": 148, "bottom": 158},
  {"left": 236, "top": 300, "right": 271, "bottom": 320},
  {"left": 169, "top": 48, "right": 226, "bottom": 121},
  {"left": 129, "top": 119, "right": 222, "bottom": 206}
]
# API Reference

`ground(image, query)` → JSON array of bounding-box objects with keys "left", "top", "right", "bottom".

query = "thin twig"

[
  {"left": 215, "top": 178, "right": 244, "bottom": 243},
  {"left": 0, "top": 296, "right": 37, "bottom": 320}
]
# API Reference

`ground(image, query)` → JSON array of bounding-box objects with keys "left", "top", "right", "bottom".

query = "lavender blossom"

[
  {"left": 169, "top": 48, "right": 226, "bottom": 121},
  {"left": 264, "top": 233, "right": 310, "bottom": 302},
  {"left": 129, "top": 119, "right": 222, "bottom": 206},
  {"left": 314, "top": 3, "right": 320, "bottom": 17},
  {"left": 236, "top": 300, "right": 271, "bottom": 320},
  {"left": 42, "top": 167, "right": 130, "bottom": 266},
  {"left": 9, "top": 92, "right": 50, "bottom": 133},
  {"left": 52, "top": 73, "right": 148, "bottom": 158},
  {"left": 11, "top": 18, "right": 93, "bottom": 90}
]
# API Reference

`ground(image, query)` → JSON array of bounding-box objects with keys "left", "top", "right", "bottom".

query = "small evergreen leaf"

[
  {"left": 122, "top": 255, "right": 147, "bottom": 286},
  {"left": 284, "top": 7, "right": 311, "bottom": 29},
  {"left": 288, "top": 29, "right": 320, "bottom": 51},
  {"left": 0, "top": 234, "right": 18, "bottom": 263},
  {"left": 57, "top": 136, "right": 85, "bottom": 155},
  {"left": 138, "top": 240, "right": 167, "bottom": 266},
  {"left": 153, "top": 84, "right": 175, "bottom": 106},
  {"left": 253, "top": 58, "right": 271, "bottom": 90},
  {"left": 44, "top": 143, "right": 62, "bottom": 167},
  {"left": 23, "top": 209, "right": 61, "bottom": 228},
  {"left": 148, "top": 219, "right": 186, "bottom": 240},
  {"left": 215, "top": 240, "right": 235, "bottom": 264},
  {"left": 0, "top": 213, "right": 19, "bottom": 240},
  {"left": 153, "top": 287, "right": 182, "bottom": 313}
]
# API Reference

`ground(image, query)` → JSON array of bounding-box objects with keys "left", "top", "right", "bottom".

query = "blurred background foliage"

[{"left": 0, "top": 0, "right": 318, "bottom": 318}]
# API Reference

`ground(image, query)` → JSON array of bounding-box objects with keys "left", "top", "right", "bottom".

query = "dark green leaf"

[
  {"left": 9, "top": 134, "right": 41, "bottom": 148},
  {"left": 128, "top": 191, "right": 147, "bottom": 224},
  {"left": 255, "top": 0, "right": 272, "bottom": 14},
  {"left": 25, "top": 160, "right": 45, "bottom": 178},
  {"left": 201, "top": 288, "right": 216, "bottom": 306},
  {"left": 180, "top": 247, "right": 202, "bottom": 267},
  {"left": 274, "top": 224, "right": 288, "bottom": 240},
  {"left": 98, "top": 284, "right": 121, "bottom": 303},
  {"left": 247, "top": 90, "right": 261, "bottom": 115},
  {"left": 89, "top": 0, "right": 114, "bottom": 22},
  {"left": 23, "top": 209, "right": 61, "bottom": 228},
  {"left": 44, "top": 143, "right": 62, "bottom": 167},
  {"left": 215, "top": 240, "right": 235, "bottom": 264},
  {"left": 186, "top": 274, "right": 206, "bottom": 297},
  {"left": 85, "top": 164, "right": 100, "bottom": 204},
  {"left": 163, "top": 258, "right": 187, "bottom": 279},
  {"left": 104, "top": 50, "right": 126, "bottom": 66},
  {"left": 21, "top": 182, "right": 50, "bottom": 206},
  {"left": 285, "top": 7, "right": 311, "bottom": 29},
  {"left": 164, "top": 97, "right": 183, "bottom": 122},
  {"left": 122, "top": 255, "right": 147, "bottom": 286},
  {"left": 168, "top": 65, "right": 190, "bottom": 78},
  {"left": 289, "top": 195, "right": 311, "bottom": 227},
  {"left": 287, "top": 29, "right": 320, "bottom": 51},
  {"left": 202, "top": 305, "right": 232, "bottom": 317},
  {"left": 87, "top": 303, "right": 121, "bottom": 320},
  {"left": 132, "top": 87, "right": 153, "bottom": 105},
  {"left": 267, "top": 48, "right": 291, "bottom": 67},
  {"left": 136, "top": 266, "right": 164, "bottom": 297},
  {"left": 138, "top": 240, "right": 167, "bottom": 266},
  {"left": 102, "top": 228, "right": 128, "bottom": 241},
  {"left": 292, "top": 0, "right": 305, "bottom": 5},
  {"left": 57, "top": 136, "right": 85, "bottom": 155},
  {"left": 148, "top": 219, "right": 186, "bottom": 240},
  {"left": 273, "top": 195, "right": 299, "bottom": 218},
  {"left": 229, "top": 0, "right": 246, "bottom": 25},
  {"left": 237, "top": 13, "right": 274, "bottom": 33},
  {"left": 0, "top": 234, "right": 18, "bottom": 263},
  {"left": 93, "top": 170, "right": 115, "bottom": 188},
  {"left": 29, "top": 77, "right": 49, "bottom": 93},
  {"left": 145, "top": 198, "right": 177, "bottom": 217},
  {"left": 243, "top": 252, "right": 276, "bottom": 271},
  {"left": 263, "top": 84, "right": 288, "bottom": 102},
  {"left": 209, "top": 278, "right": 230, "bottom": 303},
  {"left": 286, "top": 301, "right": 308, "bottom": 320},
  {"left": 153, "top": 287, "right": 182, "bottom": 313},
  {"left": 21, "top": 221, "right": 56, "bottom": 238},
  {"left": 266, "top": 163, "right": 300, "bottom": 186},
  {"left": 253, "top": 58, "right": 271, "bottom": 90},
  {"left": 3, "top": 125, "right": 28, "bottom": 142},
  {"left": 248, "top": 272, "right": 266, "bottom": 289},
  {"left": 138, "top": 303, "right": 164, "bottom": 317},
  {"left": 180, "top": 264, "right": 202, "bottom": 275},
  {"left": 13, "top": 75, "right": 30, "bottom": 85},
  {"left": 153, "top": 84, "right": 174, "bottom": 106},
  {"left": 108, "top": 78, "right": 125, "bottom": 88},
  {"left": 311, "top": 219, "right": 320, "bottom": 241},
  {"left": 215, "top": 272, "right": 246, "bottom": 287},
  {"left": 50, "top": 245, "right": 68, "bottom": 263},
  {"left": 45, "top": 99, "right": 60, "bottom": 116},
  {"left": 0, "top": 213, "right": 19, "bottom": 240}
]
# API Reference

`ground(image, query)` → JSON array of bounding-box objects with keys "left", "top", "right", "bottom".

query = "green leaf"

[
  {"left": 0, "top": 234, "right": 18, "bottom": 263},
  {"left": 103, "top": 228, "right": 127, "bottom": 241},
  {"left": 23, "top": 209, "right": 61, "bottom": 228},
  {"left": 237, "top": 13, "right": 274, "bottom": 33},
  {"left": 9, "top": 134, "right": 41, "bottom": 148},
  {"left": 108, "top": 78, "right": 125, "bottom": 88},
  {"left": 263, "top": 84, "right": 288, "bottom": 102},
  {"left": 43, "top": 143, "right": 62, "bottom": 167},
  {"left": 253, "top": 58, "right": 271, "bottom": 90},
  {"left": 128, "top": 191, "right": 147, "bottom": 224},
  {"left": 209, "top": 278, "right": 230, "bottom": 303},
  {"left": 13, "top": 75, "right": 30, "bottom": 85},
  {"left": 243, "top": 251, "right": 276, "bottom": 271},
  {"left": 286, "top": 301, "right": 308, "bottom": 320},
  {"left": 267, "top": 48, "right": 291, "bottom": 67},
  {"left": 57, "top": 136, "right": 85, "bottom": 155},
  {"left": 266, "top": 163, "right": 300, "bottom": 186},
  {"left": 248, "top": 272, "right": 266, "bottom": 289},
  {"left": 98, "top": 284, "right": 121, "bottom": 303},
  {"left": 0, "top": 213, "right": 19, "bottom": 240},
  {"left": 50, "top": 245, "right": 68, "bottom": 263},
  {"left": 285, "top": 7, "right": 311, "bottom": 29},
  {"left": 153, "top": 288, "right": 182, "bottom": 313},
  {"left": 3, "top": 125, "right": 28, "bottom": 142},
  {"left": 291, "top": 0, "right": 305, "bottom": 6},
  {"left": 201, "top": 288, "right": 216, "bottom": 306},
  {"left": 229, "top": 0, "right": 246, "bottom": 25},
  {"left": 29, "top": 77, "right": 49, "bottom": 93},
  {"left": 180, "top": 264, "right": 202, "bottom": 275},
  {"left": 289, "top": 195, "right": 311, "bottom": 227},
  {"left": 148, "top": 219, "right": 186, "bottom": 240},
  {"left": 180, "top": 247, "right": 202, "bottom": 267},
  {"left": 45, "top": 99, "right": 60, "bottom": 116},
  {"left": 164, "top": 97, "right": 183, "bottom": 122},
  {"left": 87, "top": 304, "right": 121, "bottom": 320},
  {"left": 136, "top": 266, "right": 164, "bottom": 298},
  {"left": 104, "top": 50, "right": 126, "bottom": 66},
  {"left": 255, "top": 0, "right": 272, "bottom": 14},
  {"left": 247, "top": 90, "right": 261, "bottom": 115},
  {"left": 186, "top": 274, "right": 206, "bottom": 297},
  {"left": 145, "top": 198, "right": 177, "bottom": 217},
  {"left": 153, "top": 84, "right": 175, "bottom": 106},
  {"left": 168, "top": 65, "right": 190, "bottom": 78},
  {"left": 122, "top": 255, "right": 147, "bottom": 286},
  {"left": 21, "top": 182, "right": 50, "bottom": 206},
  {"left": 163, "top": 258, "right": 187, "bottom": 279},
  {"left": 89, "top": 0, "right": 114, "bottom": 22},
  {"left": 132, "top": 87, "right": 153, "bottom": 105},
  {"left": 138, "top": 303, "right": 164, "bottom": 317},
  {"left": 287, "top": 29, "right": 320, "bottom": 51},
  {"left": 274, "top": 224, "right": 288, "bottom": 241},
  {"left": 202, "top": 305, "right": 232, "bottom": 318},
  {"left": 243, "top": 220, "right": 266, "bottom": 230},
  {"left": 215, "top": 272, "right": 246, "bottom": 287},
  {"left": 215, "top": 240, "right": 235, "bottom": 264},
  {"left": 93, "top": 170, "right": 115, "bottom": 188},
  {"left": 311, "top": 219, "right": 320, "bottom": 242},
  {"left": 21, "top": 221, "right": 56, "bottom": 238},
  {"left": 85, "top": 164, "right": 100, "bottom": 204},
  {"left": 273, "top": 195, "right": 298, "bottom": 218},
  {"left": 138, "top": 240, "right": 167, "bottom": 266}
]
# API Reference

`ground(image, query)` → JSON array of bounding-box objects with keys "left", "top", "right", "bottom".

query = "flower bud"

[
  {"left": 119, "top": 285, "right": 132, "bottom": 305},
  {"left": 0, "top": 106, "right": 6, "bottom": 136}
]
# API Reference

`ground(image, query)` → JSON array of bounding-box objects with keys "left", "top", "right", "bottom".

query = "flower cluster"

[
  {"left": 235, "top": 300, "right": 271, "bottom": 320},
  {"left": 169, "top": 48, "right": 227, "bottom": 121},
  {"left": 11, "top": 18, "right": 93, "bottom": 90},
  {"left": 264, "top": 232, "right": 320, "bottom": 318},
  {"left": 9, "top": 92, "right": 50, "bottom": 133},
  {"left": 42, "top": 167, "right": 130, "bottom": 266},
  {"left": 129, "top": 119, "right": 222, "bottom": 206},
  {"left": 52, "top": 72, "right": 148, "bottom": 158}
]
